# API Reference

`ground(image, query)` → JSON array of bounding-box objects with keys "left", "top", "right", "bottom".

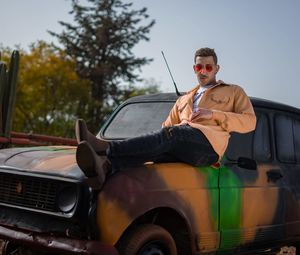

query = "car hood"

[{"left": 0, "top": 146, "right": 83, "bottom": 179}]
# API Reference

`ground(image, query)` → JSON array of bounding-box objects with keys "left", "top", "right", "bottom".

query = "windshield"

[{"left": 102, "top": 102, "right": 174, "bottom": 139}]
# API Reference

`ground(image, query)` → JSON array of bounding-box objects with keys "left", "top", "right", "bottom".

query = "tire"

[{"left": 118, "top": 224, "right": 177, "bottom": 255}]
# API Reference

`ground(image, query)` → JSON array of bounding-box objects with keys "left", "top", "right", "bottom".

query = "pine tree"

[{"left": 49, "top": 0, "right": 155, "bottom": 128}]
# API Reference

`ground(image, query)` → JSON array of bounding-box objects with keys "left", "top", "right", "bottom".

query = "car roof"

[{"left": 124, "top": 93, "right": 300, "bottom": 115}]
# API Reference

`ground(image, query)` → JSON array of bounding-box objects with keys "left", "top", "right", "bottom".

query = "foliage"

[
  {"left": 0, "top": 42, "right": 91, "bottom": 137},
  {"left": 49, "top": 0, "right": 156, "bottom": 128},
  {"left": 0, "top": 42, "right": 160, "bottom": 137}
]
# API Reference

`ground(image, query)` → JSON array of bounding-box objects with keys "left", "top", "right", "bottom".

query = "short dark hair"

[{"left": 194, "top": 47, "right": 218, "bottom": 64}]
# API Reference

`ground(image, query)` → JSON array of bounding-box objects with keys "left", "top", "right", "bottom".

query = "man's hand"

[{"left": 190, "top": 108, "right": 213, "bottom": 122}]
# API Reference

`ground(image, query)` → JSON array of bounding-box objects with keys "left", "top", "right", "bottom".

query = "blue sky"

[{"left": 1, "top": 0, "right": 300, "bottom": 108}]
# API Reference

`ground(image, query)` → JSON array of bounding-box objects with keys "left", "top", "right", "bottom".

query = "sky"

[{"left": 1, "top": 0, "right": 300, "bottom": 108}]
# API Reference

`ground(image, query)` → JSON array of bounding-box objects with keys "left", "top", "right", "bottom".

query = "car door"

[
  {"left": 219, "top": 108, "right": 286, "bottom": 252},
  {"left": 273, "top": 110, "right": 300, "bottom": 239}
]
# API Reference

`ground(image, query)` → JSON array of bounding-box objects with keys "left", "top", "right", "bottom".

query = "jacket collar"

[{"left": 186, "top": 80, "right": 228, "bottom": 96}]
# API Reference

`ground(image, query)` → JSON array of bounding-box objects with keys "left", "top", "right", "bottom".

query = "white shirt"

[{"left": 192, "top": 84, "right": 214, "bottom": 112}]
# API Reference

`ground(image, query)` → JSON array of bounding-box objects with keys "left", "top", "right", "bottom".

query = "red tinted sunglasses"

[{"left": 193, "top": 64, "right": 214, "bottom": 73}]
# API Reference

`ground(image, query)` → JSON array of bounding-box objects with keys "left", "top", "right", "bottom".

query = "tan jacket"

[{"left": 162, "top": 81, "right": 257, "bottom": 159}]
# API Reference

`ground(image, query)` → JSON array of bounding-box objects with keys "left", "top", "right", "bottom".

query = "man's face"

[{"left": 193, "top": 56, "right": 219, "bottom": 86}]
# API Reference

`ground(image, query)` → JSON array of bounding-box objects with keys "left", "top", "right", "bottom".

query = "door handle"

[{"left": 266, "top": 170, "right": 283, "bottom": 182}]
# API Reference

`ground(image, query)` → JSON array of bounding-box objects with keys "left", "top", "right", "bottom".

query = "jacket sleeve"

[
  {"left": 211, "top": 86, "right": 256, "bottom": 133},
  {"left": 162, "top": 99, "right": 181, "bottom": 127}
]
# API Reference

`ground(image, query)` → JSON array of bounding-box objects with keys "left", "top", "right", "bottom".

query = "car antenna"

[{"left": 161, "top": 51, "right": 181, "bottom": 96}]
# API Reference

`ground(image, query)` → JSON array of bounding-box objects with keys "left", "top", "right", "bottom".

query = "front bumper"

[{"left": 0, "top": 225, "right": 118, "bottom": 255}]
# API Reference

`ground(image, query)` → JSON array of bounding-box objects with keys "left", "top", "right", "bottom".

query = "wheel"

[{"left": 118, "top": 224, "right": 177, "bottom": 255}]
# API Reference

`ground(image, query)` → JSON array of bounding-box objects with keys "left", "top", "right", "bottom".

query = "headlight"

[{"left": 57, "top": 185, "right": 77, "bottom": 213}]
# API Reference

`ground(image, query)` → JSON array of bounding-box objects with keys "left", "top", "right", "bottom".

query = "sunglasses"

[{"left": 193, "top": 64, "right": 214, "bottom": 73}]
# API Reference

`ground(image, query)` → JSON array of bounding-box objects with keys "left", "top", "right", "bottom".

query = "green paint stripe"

[
  {"left": 197, "top": 166, "right": 219, "bottom": 231},
  {"left": 219, "top": 165, "right": 242, "bottom": 249},
  {"left": 197, "top": 165, "right": 243, "bottom": 250}
]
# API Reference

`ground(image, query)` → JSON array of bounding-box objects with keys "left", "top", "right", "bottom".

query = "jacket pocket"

[{"left": 210, "top": 93, "right": 230, "bottom": 104}]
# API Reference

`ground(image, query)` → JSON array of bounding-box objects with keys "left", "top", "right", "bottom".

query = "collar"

[{"left": 186, "top": 80, "right": 228, "bottom": 95}]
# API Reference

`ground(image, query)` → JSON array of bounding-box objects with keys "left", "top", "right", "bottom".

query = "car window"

[
  {"left": 225, "top": 131, "right": 253, "bottom": 161},
  {"left": 253, "top": 113, "right": 272, "bottom": 162},
  {"left": 294, "top": 118, "right": 300, "bottom": 162},
  {"left": 103, "top": 102, "right": 174, "bottom": 139},
  {"left": 225, "top": 111, "right": 271, "bottom": 162},
  {"left": 275, "top": 113, "right": 300, "bottom": 163}
]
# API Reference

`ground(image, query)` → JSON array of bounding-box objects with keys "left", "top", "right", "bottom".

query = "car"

[{"left": 0, "top": 92, "right": 300, "bottom": 255}]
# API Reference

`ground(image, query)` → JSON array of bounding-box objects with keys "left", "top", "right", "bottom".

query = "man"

[{"left": 76, "top": 47, "right": 256, "bottom": 189}]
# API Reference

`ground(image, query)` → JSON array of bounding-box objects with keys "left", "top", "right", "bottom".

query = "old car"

[{"left": 0, "top": 92, "right": 300, "bottom": 255}]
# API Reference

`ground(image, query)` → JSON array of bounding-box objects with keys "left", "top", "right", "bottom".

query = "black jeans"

[{"left": 107, "top": 125, "right": 218, "bottom": 170}]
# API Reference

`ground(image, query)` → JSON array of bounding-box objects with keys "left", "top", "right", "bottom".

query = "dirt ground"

[{"left": 277, "top": 246, "right": 296, "bottom": 255}]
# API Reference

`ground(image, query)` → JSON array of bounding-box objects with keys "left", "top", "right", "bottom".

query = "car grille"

[{"left": 0, "top": 172, "right": 66, "bottom": 213}]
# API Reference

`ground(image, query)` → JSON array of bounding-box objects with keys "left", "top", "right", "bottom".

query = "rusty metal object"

[
  {"left": 0, "top": 132, "right": 77, "bottom": 146},
  {"left": 3, "top": 51, "right": 19, "bottom": 139},
  {"left": 10, "top": 131, "right": 77, "bottom": 146},
  {"left": 0, "top": 136, "right": 45, "bottom": 146},
  {"left": 1, "top": 93, "right": 300, "bottom": 254},
  {"left": 0, "top": 225, "right": 118, "bottom": 255}
]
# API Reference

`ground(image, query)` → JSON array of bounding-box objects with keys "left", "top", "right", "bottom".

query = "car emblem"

[{"left": 16, "top": 182, "right": 23, "bottom": 194}]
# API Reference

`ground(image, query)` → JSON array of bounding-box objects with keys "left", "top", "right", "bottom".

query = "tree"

[
  {"left": 1, "top": 42, "right": 92, "bottom": 137},
  {"left": 49, "top": 0, "right": 155, "bottom": 127},
  {"left": 0, "top": 42, "right": 160, "bottom": 136}
]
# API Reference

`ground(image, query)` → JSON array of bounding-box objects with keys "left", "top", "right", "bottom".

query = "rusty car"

[{"left": 0, "top": 92, "right": 300, "bottom": 255}]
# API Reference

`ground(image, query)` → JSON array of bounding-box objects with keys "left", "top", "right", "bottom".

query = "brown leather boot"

[
  {"left": 75, "top": 119, "right": 109, "bottom": 154},
  {"left": 76, "top": 141, "right": 110, "bottom": 189}
]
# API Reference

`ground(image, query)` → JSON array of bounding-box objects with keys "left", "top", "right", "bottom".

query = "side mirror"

[{"left": 237, "top": 157, "right": 257, "bottom": 170}]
